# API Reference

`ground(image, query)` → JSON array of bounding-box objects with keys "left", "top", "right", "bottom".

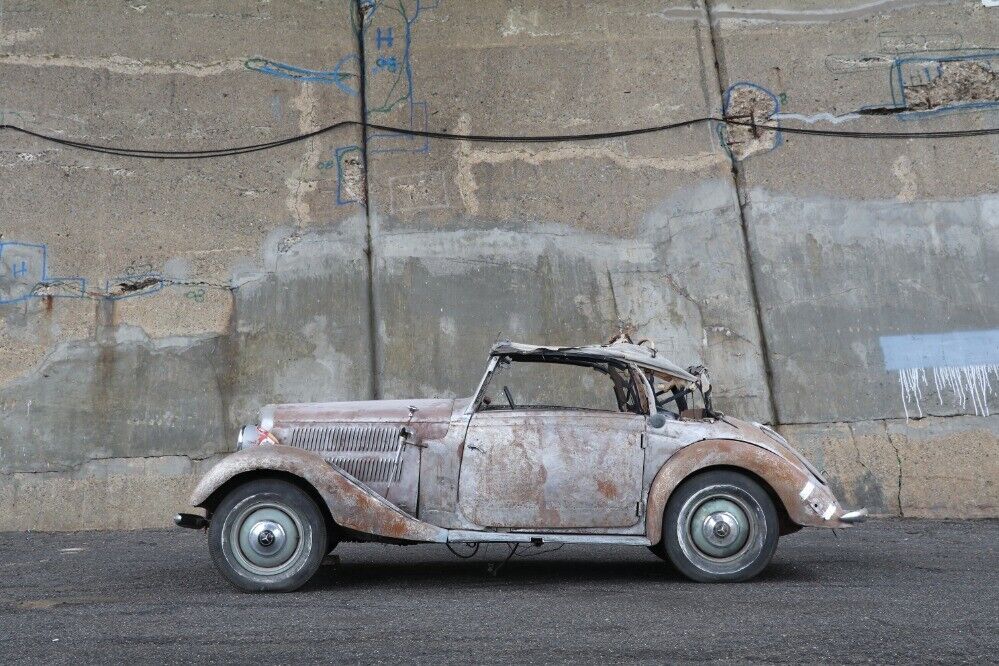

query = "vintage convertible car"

[{"left": 176, "top": 338, "right": 866, "bottom": 591}]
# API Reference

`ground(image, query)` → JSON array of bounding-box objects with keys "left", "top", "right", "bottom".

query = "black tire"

[
  {"left": 648, "top": 542, "right": 670, "bottom": 562},
  {"left": 663, "top": 469, "right": 779, "bottom": 583},
  {"left": 208, "top": 478, "right": 327, "bottom": 592}
]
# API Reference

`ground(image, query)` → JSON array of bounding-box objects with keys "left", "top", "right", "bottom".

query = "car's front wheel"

[
  {"left": 663, "top": 469, "right": 779, "bottom": 582},
  {"left": 208, "top": 478, "right": 327, "bottom": 592}
]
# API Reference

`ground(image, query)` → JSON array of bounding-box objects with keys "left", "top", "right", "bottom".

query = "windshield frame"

[{"left": 471, "top": 352, "right": 647, "bottom": 415}]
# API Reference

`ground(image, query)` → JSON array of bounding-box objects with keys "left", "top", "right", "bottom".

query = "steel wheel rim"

[
  {"left": 228, "top": 501, "right": 305, "bottom": 576},
  {"left": 676, "top": 484, "right": 766, "bottom": 571}
]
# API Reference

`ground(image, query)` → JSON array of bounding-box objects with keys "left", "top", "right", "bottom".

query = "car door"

[{"left": 457, "top": 356, "right": 646, "bottom": 530}]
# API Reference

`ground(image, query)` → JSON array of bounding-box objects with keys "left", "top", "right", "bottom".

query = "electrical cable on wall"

[{"left": 1, "top": 115, "right": 998, "bottom": 160}]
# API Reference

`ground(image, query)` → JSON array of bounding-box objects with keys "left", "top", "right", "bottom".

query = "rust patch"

[{"left": 596, "top": 479, "right": 618, "bottom": 499}]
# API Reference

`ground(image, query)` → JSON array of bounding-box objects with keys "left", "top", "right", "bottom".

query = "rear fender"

[
  {"left": 190, "top": 445, "right": 447, "bottom": 543},
  {"left": 646, "top": 439, "right": 842, "bottom": 545}
]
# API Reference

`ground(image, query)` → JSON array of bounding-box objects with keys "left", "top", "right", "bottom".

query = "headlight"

[{"left": 236, "top": 424, "right": 258, "bottom": 450}]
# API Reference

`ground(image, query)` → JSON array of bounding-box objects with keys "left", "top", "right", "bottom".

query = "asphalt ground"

[{"left": 0, "top": 519, "right": 996, "bottom": 664}]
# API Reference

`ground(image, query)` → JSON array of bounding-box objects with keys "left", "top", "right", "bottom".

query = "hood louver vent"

[{"left": 289, "top": 424, "right": 404, "bottom": 484}]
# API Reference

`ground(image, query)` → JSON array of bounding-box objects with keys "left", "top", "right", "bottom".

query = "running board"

[{"left": 446, "top": 530, "right": 651, "bottom": 546}]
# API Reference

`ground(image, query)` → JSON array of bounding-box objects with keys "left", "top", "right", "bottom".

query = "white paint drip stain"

[{"left": 897, "top": 364, "right": 999, "bottom": 419}]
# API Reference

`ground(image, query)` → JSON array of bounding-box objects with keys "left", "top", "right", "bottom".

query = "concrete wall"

[{"left": 1, "top": 0, "right": 996, "bottom": 530}]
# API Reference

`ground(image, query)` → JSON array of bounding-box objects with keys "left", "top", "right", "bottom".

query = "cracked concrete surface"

[
  {"left": 782, "top": 415, "right": 998, "bottom": 518},
  {"left": 1, "top": 0, "right": 997, "bottom": 529},
  {"left": 885, "top": 421, "right": 905, "bottom": 518}
]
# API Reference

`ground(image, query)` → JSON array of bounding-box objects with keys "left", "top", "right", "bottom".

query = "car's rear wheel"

[
  {"left": 208, "top": 478, "right": 327, "bottom": 592},
  {"left": 663, "top": 469, "right": 778, "bottom": 583}
]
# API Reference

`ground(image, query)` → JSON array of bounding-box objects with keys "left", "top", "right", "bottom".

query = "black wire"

[
  {"left": 445, "top": 542, "right": 480, "bottom": 559},
  {"left": 2, "top": 115, "right": 998, "bottom": 160},
  {"left": 487, "top": 543, "right": 519, "bottom": 576},
  {"left": 515, "top": 543, "right": 565, "bottom": 557}
]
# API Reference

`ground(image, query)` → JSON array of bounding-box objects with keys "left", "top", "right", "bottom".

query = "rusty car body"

[{"left": 177, "top": 338, "right": 866, "bottom": 591}]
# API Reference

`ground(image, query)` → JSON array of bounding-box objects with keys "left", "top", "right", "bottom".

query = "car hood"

[
  {"left": 267, "top": 398, "right": 456, "bottom": 424},
  {"left": 263, "top": 398, "right": 459, "bottom": 443}
]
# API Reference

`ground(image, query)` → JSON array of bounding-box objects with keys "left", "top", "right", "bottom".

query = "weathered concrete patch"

[
  {"left": 228, "top": 219, "right": 372, "bottom": 422},
  {"left": 0, "top": 218, "right": 373, "bottom": 529},
  {"left": 371, "top": 180, "right": 772, "bottom": 420},
  {"left": 0, "top": 455, "right": 223, "bottom": 531},
  {"left": 887, "top": 415, "right": 999, "bottom": 518},
  {"left": 745, "top": 190, "right": 998, "bottom": 423},
  {"left": 721, "top": 83, "right": 780, "bottom": 160},
  {"left": 904, "top": 60, "right": 999, "bottom": 112},
  {"left": 781, "top": 420, "right": 900, "bottom": 516},
  {"left": 780, "top": 415, "right": 999, "bottom": 518},
  {"left": 0, "top": 328, "right": 228, "bottom": 475}
]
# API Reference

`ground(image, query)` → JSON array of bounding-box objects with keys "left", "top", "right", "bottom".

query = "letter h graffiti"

[{"left": 376, "top": 27, "right": 394, "bottom": 49}]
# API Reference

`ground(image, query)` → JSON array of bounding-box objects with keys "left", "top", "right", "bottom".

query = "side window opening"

[
  {"left": 478, "top": 356, "right": 642, "bottom": 414},
  {"left": 647, "top": 369, "right": 698, "bottom": 419}
]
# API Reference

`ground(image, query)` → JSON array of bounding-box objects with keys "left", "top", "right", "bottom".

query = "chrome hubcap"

[
  {"left": 231, "top": 504, "right": 302, "bottom": 574},
  {"left": 689, "top": 497, "right": 750, "bottom": 559},
  {"left": 248, "top": 519, "right": 285, "bottom": 554}
]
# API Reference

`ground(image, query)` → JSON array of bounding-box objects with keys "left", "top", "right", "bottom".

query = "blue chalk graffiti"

[
  {"left": 0, "top": 242, "right": 173, "bottom": 305},
  {"left": 374, "top": 55, "right": 399, "bottom": 74},
  {"left": 325, "top": 0, "right": 437, "bottom": 204},
  {"left": 0, "top": 109, "right": 26, "bottom": 125},
  {"left": 0, "top": 241, "right": 86, "bottom": 305},
  {"left": 376, "top": 27, "right": 394, "bottom": 49},
  {"left": 360, "top": 0, "right": 435, "bottom": 160},
  {"left": 245, "top": 54, "right": 361, "bottom": 97},
  {"left": 243, "top": 2, "right": 438, "bottom": 206}
]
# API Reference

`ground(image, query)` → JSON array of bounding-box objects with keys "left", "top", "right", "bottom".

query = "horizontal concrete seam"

[
  {"left": 0, "top": 53, "right": 246, "bottom": 76},
  {"left": 2, "top": 453, "right": 221, "bottom": 476},
  {"left": 778, "top": 413, "right": 999, "bottom": 427}
]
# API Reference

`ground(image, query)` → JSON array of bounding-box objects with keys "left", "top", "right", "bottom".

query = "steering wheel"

[{"left": 503, "top": 385, "right": 516, "bottom": 409}]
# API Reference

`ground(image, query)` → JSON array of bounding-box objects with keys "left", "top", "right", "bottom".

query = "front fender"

[
  {"left": 645, "top": 439, "right": 846, "bottom": 546},
  {"left": 190, "top": 445, "right": 447, "bottom": 544}
]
